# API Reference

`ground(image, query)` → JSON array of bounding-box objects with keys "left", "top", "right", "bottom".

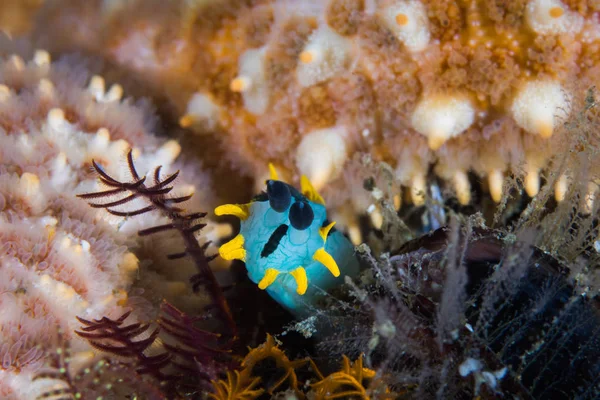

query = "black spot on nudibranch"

[
  {"left": 267, "top": 180, "right": 292, "bottom": 212},
  {"left": 289, "top": 201, "right": 314, "bottom": 230},
  {"left": 261, "top": 224, "right": 289, "bottom": 258}
]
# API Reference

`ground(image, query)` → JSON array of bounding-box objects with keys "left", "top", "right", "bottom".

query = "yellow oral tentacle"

[
  {"left": 268, "top": 162, "right": 279, "bottom": 181},
  {"left": 300, "top": 175, "right": 325, "bottom": 205},
  {"left": 258, "top": 268, "right": 280, "bottom": 290},
  {"left": 313, "top": 247, "right": 340, "bottom": 277},
  {"left": 318, "top": 221, "right": 336, "bottom": 242},
  {"left": 289, "top": 266, "right": 308, "bottom": 295},
  {"left": 218, "top": 234, "right": 246, "bottom": 261},
  {"left": 214, "top": 203, "right": 250, "bottom": 220}
]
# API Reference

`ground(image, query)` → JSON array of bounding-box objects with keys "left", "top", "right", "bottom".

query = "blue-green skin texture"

[{"left": 240, "top": 183, "right": 359, "bottom": 315}]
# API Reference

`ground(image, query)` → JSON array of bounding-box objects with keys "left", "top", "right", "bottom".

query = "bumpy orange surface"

[{"left": 35, "top": 0, "right": 600, "bottom": 237}]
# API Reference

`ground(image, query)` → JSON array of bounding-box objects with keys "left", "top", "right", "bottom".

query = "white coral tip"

[
  {"left": 38, "top": 78, "right": 55, "bottom": 98},
  {"left": 524, "top": 168, "right": 540, "bottom": 197},
  {"left": 296, "top": 27, "right": 351, "bottom": 87},
  {"left": 88, "top": 75, "right": 107, "bottom": 101},
  {"left": 348, "top": 222, "right": 362, "bottom": 246},
  {"left": 113, "top": 139, "right": 130, "bottom": 154},
  {"left": 0, "top": 84, "right": 11, "bottom": 102},
  {"left": 488, "top": 169, "right": 504, "bottom": 203},
  {"left": 410, "top": 175, "right": 426, "bottom": 206},
  {"left": 296, "top": 126, "right": 348, "bottom": 190},
  {"left": 106, "top": 84, "right": 124, "bottom": 102},
  {"left": 55, "top": 152, "right": 67, "bottom": 168},
  {"left": 47, "top": 108, "right": 66, "bottom": 129},
  {"left": 121, "top": 252, "right": 140, "bottom": 275},
  {"left": 454, "top": 170, "right": 471, "bottom": 205},
  {"left": 511, "top": 80, "right": 569, "bottom": 138},
  {"left": 367, "top": 204, "right": 384, "bottom": 229},
  {"left": 380, "top": 0, "right": 430, "bottom": 52},
  {"left": 554, "top": 174, "right": 569, "bottom": 202},
  {"left": 9, "top": 55, "right": 25, "bottom": 70},
  {"left": 411, "top": 95, "right": 475, "bottom": 150},
  {"left": 237, "top": 48, "right": 269, "bottom": 115},
  {"left": 159, "top": 140, "right": 182, "bottom": 162},
  {"left": 181, "top": 92, "right": 220, "bottom": 129},
  {"left": 20, "top": 172, "right": 41, "bottom": 196},
  {"left": 96, "top": 127, "right": 111, "bottom": 143},
  {"left": 526, "top": 0, "right": 584, "bottom": 35},
  {"left": 33, "top": 50, "right": 51, "bottom": 66}
]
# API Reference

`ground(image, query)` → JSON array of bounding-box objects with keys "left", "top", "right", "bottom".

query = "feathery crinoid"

[
  {"left": 33, "top": 326, "right": 169, "bottom": 400},
  {"left": 77, "top": 149, "right": 238, "bottom": 394},
  {"left": 78, "top": 149, "right": 236, "bottom": 338}
]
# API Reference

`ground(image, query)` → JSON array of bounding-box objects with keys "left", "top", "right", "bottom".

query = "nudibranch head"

[{"left": 215, "top": 166, "right": 359, "bottom": 314}]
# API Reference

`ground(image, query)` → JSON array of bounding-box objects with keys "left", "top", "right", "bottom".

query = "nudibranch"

[{"left": 215, "top": 166, "right": 359, "bottom": 314}]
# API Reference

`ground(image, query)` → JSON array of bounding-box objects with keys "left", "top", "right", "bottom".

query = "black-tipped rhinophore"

[
  {"left": 289, "top": 201, "right": 314, "bottom": 230},
  {"left": 266, "top": 180, "right": 292, "bottom": 212}
]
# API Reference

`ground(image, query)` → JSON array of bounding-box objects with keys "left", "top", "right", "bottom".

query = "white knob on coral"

[
  {"left": 95, "top": 128, "right": 111, "bottom": 146},
  {"left": 526, "top": 0, "right": 584, "bottom": 35},
  {"left": 0, "top": 84, "right": 11, "bottom": 102},
  {"left": 411, "top": 95, "right": 476, "bottom": 150},
  {"left": 19, "top": 172, "right": 40, "bottom": 196},
  {"left": 9, "top": 55, "right": 24, "bottom": 70},
  {"left": 47, "top": 108, "right": 67, "bottom": 131},
  {"left": 510, "top": 80, "right": 570, "bottom": 138},
  {"left": 88, "top": 75, "right": 106, "bottom": 100},
  {"left": 38, "top": 79, "right": 55, "bottom": 98},
  {"left": 236, "top": 48, "right": 270, "bottom": 115},
  {"left": 180, "top": 92, "right": 221, "bottom": 129},
  {"left": 33, "top": 50, "right": 51, "bottom": 66},
  {"left": 379, "top": 0, "right": 431, "bottom": 53},
  {"left": 296, "top": 26, "right": 351, "bottom": 87},
  {"left": 296, "top": 126, "right": 348, "bottom": 191},
  {"left": 105, "top": 84, "right": 124, "bottom": 102},
  {"left": 158, "top": 140, "right": 182, "bottom": 163}
]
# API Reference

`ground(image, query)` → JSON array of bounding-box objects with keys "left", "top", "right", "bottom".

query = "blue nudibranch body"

[{"left": 215, "top": 166, "right": 359, "bottom": 314}]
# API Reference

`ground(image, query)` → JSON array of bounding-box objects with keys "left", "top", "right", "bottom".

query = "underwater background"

[{"left": 0, "top": 1, "right": 599, "bottom": 399}]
